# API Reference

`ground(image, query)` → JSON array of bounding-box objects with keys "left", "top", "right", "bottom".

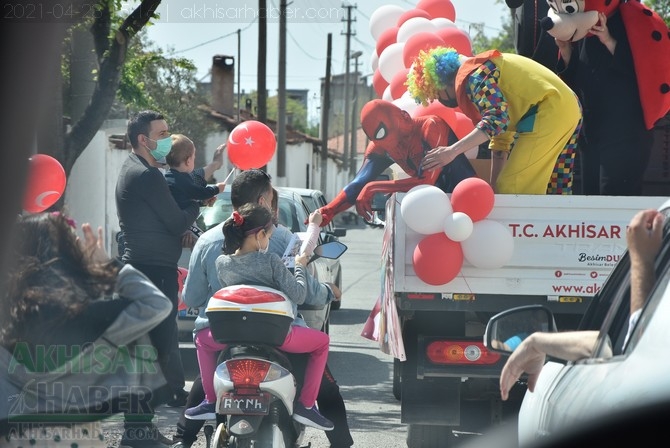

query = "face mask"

[
  {"left": 258, "top": 238, "right": 269, "bottom": 255},
  {"left": 146, "top": 136, "right": 172, "bottom": 160},
  {"left": 438, "top": 97, "right": 459, "bottom": 108}
]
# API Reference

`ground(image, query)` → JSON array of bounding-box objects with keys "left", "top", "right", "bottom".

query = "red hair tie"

[{"left": 232, "top": 211, "right": 244, "bottom": 226}]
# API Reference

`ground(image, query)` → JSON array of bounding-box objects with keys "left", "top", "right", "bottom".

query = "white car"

[{"left": 484, "top": 198, "right": 670, "bottom": 446}]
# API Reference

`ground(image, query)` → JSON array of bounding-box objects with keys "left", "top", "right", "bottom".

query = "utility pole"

[
  {"left": 258, "top": 0, "right": 267, "bottom": 124},
  {"left": 341, "top": 3, "right": 355, "bottom": 171},
  {"left": 321, "top": 34, "right": 332, "bottom": 194},
  {"left": 236, "top": 28, "right": 241, "bottom": 124},
  {"left": 349, "top": 50, "right": 362, "bottom": 178},
  {"left": 277, "top": 0, "right": 287, "bottom": 178}
]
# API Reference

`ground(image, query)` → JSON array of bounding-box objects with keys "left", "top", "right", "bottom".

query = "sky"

[{"left": 144, "top": 0, "right": 508, "bottom": 122}]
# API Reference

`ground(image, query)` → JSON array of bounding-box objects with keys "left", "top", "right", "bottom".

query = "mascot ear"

[{"left": 505, "top": 0, "right": 525, "bottom": 8}]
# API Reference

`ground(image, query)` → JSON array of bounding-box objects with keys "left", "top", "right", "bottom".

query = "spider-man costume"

[{"left": 318, "top": 99, "right": 476, "bottom": 226}]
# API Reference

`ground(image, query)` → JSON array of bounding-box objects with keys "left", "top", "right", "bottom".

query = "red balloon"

[
  {"left": 413, "top": 233, "right": 463, "bottom": 285},
  {"left": 227, "top": 120, "right": 276, "bottom": 170},
  {"left": 397, "top": 8, "right": 431, "bottom": 28},
  {"left": 402, "top": 31, "right": 445, "bottom": 68},
  {"left": 372, "top": 69, "right": 389, "bottom": 98},
  {"left": 375, "top": 26, "right": 398, "bottom": 58},
  {"left": 435, "top": 27, "right": 473, "bottom": 56},
  {"left": 450, "top": 177, "right": 495, "bottom": 222},
  {"left": 389, "top": 68, "right": 410, "bottom": 100},
  {"left": 416, "top": 0, "right": 456, "bottom": 21},
  {"left": 413, "top": 101, "right": 456, "bottom": 126},
  {"left": 23, "top": 154, "right": 66, "bottom": 213}
]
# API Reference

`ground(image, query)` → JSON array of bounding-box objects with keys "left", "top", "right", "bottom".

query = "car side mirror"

[
  {"left": 332, "top": 227, "right": 347, "bottom": 237},
  {"left": 310, "top": 241, "right": 348, "bottom": 263},
  {"left": 484, "top": 305, "right": 557, "bottom": 354}
]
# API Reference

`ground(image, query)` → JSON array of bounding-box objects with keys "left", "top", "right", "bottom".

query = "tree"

[
  {"left": 645, "top": 0, "right": 670, "bottom": 26},
  {"left": 49, "top": 0, "right": 163, "bottom": 176},
  {"left": 115, "top": 33, "right": 217, "bottom": 164},
  {"left": 470, "top": 8, "right": 516, "bottom": 54}
]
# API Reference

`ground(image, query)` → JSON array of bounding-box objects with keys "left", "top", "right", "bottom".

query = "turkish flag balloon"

[
  {"left": 403, "top": 31, "right": 445, "bottom": 68},
  {"left": 416, "top": 0, "right": 456, "bottom": 22},
  {"left": 23, "top": 154, "right": 66, "bottom": 213},
  {"left": 227, "top": 121, "right": 276, "bottom": 170},
  {"left": 413, "top": 233, "right": 463, "bottom": 285},
  {"left": 450, "top": 177, "right": 495, "bottom": 222}
]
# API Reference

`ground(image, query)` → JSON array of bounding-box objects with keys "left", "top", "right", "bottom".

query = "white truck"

[{"left": 376, "top": 192, "right": 668, "bottom": 447}]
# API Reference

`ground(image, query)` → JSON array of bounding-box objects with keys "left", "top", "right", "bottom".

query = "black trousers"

[
  {"left": 175, "top": 361, "right": 354, "bottom": 448},
  {"left": 131, "top": 263, "right": 186, "bottom": 395}
]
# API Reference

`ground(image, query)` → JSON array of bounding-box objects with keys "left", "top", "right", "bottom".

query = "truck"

[{"left": 374, "top": 190, "right": 668, "bottom": 447}]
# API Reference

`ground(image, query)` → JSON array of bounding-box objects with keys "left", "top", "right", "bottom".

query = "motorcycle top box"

[{"left": 206, "top": 285, "right": 295, "bottom": 345}]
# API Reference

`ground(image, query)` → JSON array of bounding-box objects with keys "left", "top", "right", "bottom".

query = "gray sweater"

[{"left": 215, "top": 251, "right": 307, "bottom": 319}]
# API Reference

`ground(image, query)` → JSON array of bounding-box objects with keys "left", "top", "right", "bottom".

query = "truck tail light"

[{"left": 426, "top": 341, "right": 501, "bottom": 365}]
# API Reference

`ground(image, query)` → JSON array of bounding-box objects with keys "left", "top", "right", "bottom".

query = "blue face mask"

[{"left": 147, "top": 135, "right": 172, "bottom": 160}]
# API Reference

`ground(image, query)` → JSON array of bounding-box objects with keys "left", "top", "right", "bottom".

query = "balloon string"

[{"left": 459, "top": 271, "right": 474, "bottom": 294}]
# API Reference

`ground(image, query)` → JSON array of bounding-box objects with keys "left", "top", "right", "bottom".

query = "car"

[
  {"left": 177, "top": 186, "right": 343, "bottom": 338},
  {"left": 277, "top": 187, "right": 347, "bottom": 309},
  {"left": 483, "top": 199, "right": 670, "bottom": 446}
]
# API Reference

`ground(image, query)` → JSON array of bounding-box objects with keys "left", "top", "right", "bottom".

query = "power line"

[{"left": 172, "top": 19, "right": 257, "bottom": 54}]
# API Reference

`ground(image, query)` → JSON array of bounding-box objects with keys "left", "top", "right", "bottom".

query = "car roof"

[{"left": 278, "top": 186, "right": 324, "bottom": 198}]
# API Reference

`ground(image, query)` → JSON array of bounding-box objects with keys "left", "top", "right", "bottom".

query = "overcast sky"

[{"left": 144, "top": 0, "right": 508, "bottom": 121}]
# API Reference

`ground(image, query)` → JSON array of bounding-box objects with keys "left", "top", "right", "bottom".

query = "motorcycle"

[{"left": 205, "top": 241, "right": 348, "bottom": 448}]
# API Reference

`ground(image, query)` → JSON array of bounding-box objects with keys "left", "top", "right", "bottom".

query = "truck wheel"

[
  {"left": 406, "top": 424, "right": 454, "bottom": 448},
  {"left": 393, "top": 358, "right": 402, "bottom": 401}
]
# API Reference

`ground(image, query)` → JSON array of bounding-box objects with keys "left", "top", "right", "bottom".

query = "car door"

[{"left": 519, "top": 211, "right": 670, "bottom": 444}]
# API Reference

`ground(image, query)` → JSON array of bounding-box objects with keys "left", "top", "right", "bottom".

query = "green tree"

[
  {"left": 115, "top": 34, "right": 216, "bottom": 162},
  {"left": 44, "top": 0, "right": 163, "bottom": 178},
  {"left": 470, "top": 9, "right": 516, "bottom": 54},
  {"left": 645, "top": 0, "right": 670, "bottom": 26}
]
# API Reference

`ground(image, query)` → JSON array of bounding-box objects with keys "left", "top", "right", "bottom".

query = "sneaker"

[
  {"left": 292, "top": 403, "right": 334, "bottom": 431},
  {"left": 184, "top": 399, "right": 216, "bottom": 420},
  {"left": 166, "top": 389, "right": 189, "bottom": 407}
]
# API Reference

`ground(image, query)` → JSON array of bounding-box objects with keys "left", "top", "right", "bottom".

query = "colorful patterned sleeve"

[{"left": 466, "top": 60, "right": 513, "bottom": 150}]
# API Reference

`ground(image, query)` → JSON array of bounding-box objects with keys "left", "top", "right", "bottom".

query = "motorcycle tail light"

[
  {"left": 226, "top": 359, "right": 272, "bottom": 389},
  {"left": 426, "top": 341, "right": 501, "bottom": 365}
]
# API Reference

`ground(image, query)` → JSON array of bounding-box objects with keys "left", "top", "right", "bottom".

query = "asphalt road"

[{"left": 102, "top": 222, "right": 409, "bottom": 447}]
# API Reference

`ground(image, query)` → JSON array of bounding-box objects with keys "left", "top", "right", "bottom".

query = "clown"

[
  {"left": 317, "top": 99, "right": 475, "bottom": 226},
  {"left": 540, "top": 0, "right": 670, "bottom": 195}
]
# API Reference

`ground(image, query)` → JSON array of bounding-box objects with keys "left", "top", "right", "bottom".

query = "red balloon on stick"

[
  {"left": 23, "top": 154, "right": 67, "bottom": 213},
  {"left": 450, "top": 177, "right": 495, "bottom": 222},
  {"left": 416, "top": 0, "right": 456, "bottom": 21},
  {"left": 413, "top": 233, "right": 463, "bottom": 285},
  {"left": 375, "top": 26, "right": 398, "bottom": 58},
  {"left": 227, "top": 121, "right": 277, "bottom": 170},
  {"left": 402, "top": 31, "right": 445, "bottom": 68}
]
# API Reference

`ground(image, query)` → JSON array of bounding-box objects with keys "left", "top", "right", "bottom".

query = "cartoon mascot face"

[{"left": 543, "top": 0, "right": 620, "bottom": 42}]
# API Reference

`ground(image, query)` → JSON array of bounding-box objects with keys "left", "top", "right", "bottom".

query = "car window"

[
  {"left": 278, "top": 194, "right": 308, "bottom": 233},
  {"left": 197, "top": 191, "right": 233, "bottom": 231}
]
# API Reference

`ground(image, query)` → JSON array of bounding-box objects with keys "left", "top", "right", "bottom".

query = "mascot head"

[
  {"left": 360, "top": 100, "right": 415, "bottom": 147},
  {"left": 542, "top": 0, "right": 621, "bottom": 42}
]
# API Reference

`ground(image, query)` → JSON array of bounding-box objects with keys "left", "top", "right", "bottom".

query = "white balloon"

[
  {"left": 400, "top": 185, "right": 453, "bottom": 235},
  {"left": 462, "top": 220, "right": 515, "bottom": 269},
  {"left": 370, "top": 50, "right": 379, "bottom": 72},
  {"left": 393, "top": 91, "right": 419, "bottom": 115},
  {"left": 397, "top": 17, "right": 437, "bottom": 43},
  {"left": 382, "top": 85, "right": 393, "bottom": 101},
  {"left": 430, "top": 17, "right": 457, "bottom": 30},
  {"left": 444, "top": 212, "right": 473, "bottom": 242},
  {"left": 370, "top": 5, "right": 406, "bottom": 40},
  {"left": 378, "top": 42, "right": 406, "bottom": 83}
]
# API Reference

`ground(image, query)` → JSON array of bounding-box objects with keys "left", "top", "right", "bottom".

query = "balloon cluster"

[
  {"left": 369, "top": 0, "right": 476, "bottom": 154},
  {"left": 400, "top": 178, "right": 514, "bottom": 285}
]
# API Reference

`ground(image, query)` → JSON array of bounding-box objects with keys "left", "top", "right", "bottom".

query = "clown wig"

[{"left": 407, "top": 46, "right": 463, "bottom": 106}]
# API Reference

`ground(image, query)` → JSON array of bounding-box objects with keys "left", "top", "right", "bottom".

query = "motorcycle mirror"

[{"left": 310, "top": 241, "right": 348, "bottom": 263}]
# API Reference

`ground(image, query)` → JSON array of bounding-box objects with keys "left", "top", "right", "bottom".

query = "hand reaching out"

[
  {"left": 79, "top": 223, "right": 108, "bottom": 263},
  {"left": 295, "top": 253, "right": 310, "bottom": 267},
  {"left": 308, "top": 210, "right": 323, "bottom": 226}
]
